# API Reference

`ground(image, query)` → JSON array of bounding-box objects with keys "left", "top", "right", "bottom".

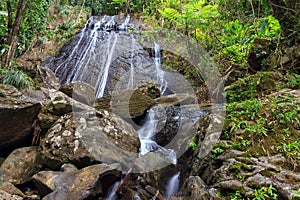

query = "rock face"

[
  {"left": 59, "top": 81, "right": 96, "bottom": 106},
  {"left": 24, "top": 65, "right": 60, "bottom": 89},
  {"left": 0, "top": 189, "right": 23, "bottom": 200},
  {"left": 0, "top": 146, "right": 42, "bottom": 185},
  {"left": 40, "top": 110, "right": 140, "bottom": 169},
  {"left": 0, "top": 84, "right": 41, "bottom": 155},
  {"left": 207, "top": 152, "right": 300, "bottom": 199},
  {"left": 94, "top": 83, "right": 160, "bottom": 120},
  {"left": 33, "top": 163, "right": 122, "bottom": 199}
]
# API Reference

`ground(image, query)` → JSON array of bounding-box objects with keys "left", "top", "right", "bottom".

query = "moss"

[
  {"left": 229, "top": 163, "right": 252, "bottom": 172},
  {"left": 226, "top": 71, "right": 285, "bottom": 103}
]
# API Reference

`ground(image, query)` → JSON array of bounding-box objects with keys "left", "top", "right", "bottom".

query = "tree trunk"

[{"left": 4, "top": 0, "right": 28, "bottom": 68}]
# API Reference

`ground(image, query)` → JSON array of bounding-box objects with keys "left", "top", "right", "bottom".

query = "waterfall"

[
  {"left": 118, "top": 15, "right": 130, "bottom": 31},
  {"left": 138, "top": 109, "right": 177, "bottom": 165},
  {"left": 70, "top": 25, "right": 100, "bottom": 82},
  {"left": 106, "top": 180, "right": 121, "bottom": 200},
  {"left": 165, "top": 172, "right": 180, "bottom": 199},
  {"left": 153, "top": 43, "right": 167, "bottom": 94},
  {"left": 127, "top": 35, "right": 135, "bottom": 89},
  {"left": 95, "top": 33, "right": 119, "bottom": 97}
]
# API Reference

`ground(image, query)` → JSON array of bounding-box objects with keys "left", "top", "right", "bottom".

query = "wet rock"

[
  {"left": 133, "top": 151, "right": 176, "bottom": 174},
  {"left": 0, "top": 182, "right": 25, "bottom": 198},
  {"left": 154, "top": 93, "right": 198, "bottom": 107},
  {"left": 40, "top": 110, "right": 140, "bottom": 169},
  {"left": 183, "top": 108, "right": 225, "bottom": 177},
  {"left": 0, "top": 189, "right": 23, "bottom": 200},
  {"left": 59, "top": 81, "right": 96, "bottom": 106},
  {"left": 33, "top": 163, "right": 122, "bottom": 199},
  {"left": 0, "top": 146, "right": 43, "bottom": 185},
  {"left": 94, "top": 83, "right": 160, "bottom": 120},
  {"left": 0, "top": 84, "right": 41, "bottom": 155},
  {"left": 177, "top": 176, "right": 218, "bottom": 200}
]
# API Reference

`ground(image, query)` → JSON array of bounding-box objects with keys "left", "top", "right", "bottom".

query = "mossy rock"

[{"left": 226, "top": 71, "right": 284, "bottom": 102}]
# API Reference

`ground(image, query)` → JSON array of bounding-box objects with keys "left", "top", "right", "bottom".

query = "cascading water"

[
  {"left": 153, "top": 43, "right": 167, "bottom": 94},
  {"left": 95, "top": 33, "right": 119, "bottom": 97},
  {"left": 165, "top": 172, "right": 180, "bottom": 199},
  {"left": 46, "top": 15, "right": 137, "bottom": 98},
  {"left": 138, "top": 108, "right": 177, "bottom": 165},
  {"left": 106, "top": 180, "right": 121, "bottom": 200},
  {"left": 127, "top": 35, "right": 135, "bottom": 89},
  {"left": 45, "top": 15, "right": 200, "bottom": 199}
]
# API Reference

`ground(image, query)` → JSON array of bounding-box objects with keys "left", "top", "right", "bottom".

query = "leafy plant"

[
  {"left": 0, "top": 68, "right": 34, "bottom": 89},
  {"left": 252, "top": 185, "right": 278, "bottom": 200},
  {"left": 285, "top": 73, "right": 300, "bottom": 89},
  {"left": 189, "top": 140, "right": 197, "bottom": 150},
  {"left": 293, "top": 190, "right": 300, "bottom": 199}
]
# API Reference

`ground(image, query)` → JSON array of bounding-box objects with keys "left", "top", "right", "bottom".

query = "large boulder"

[
  {"left": 37, "top": 89, "right": 94, "bottom": 136},
  {"left": 0, "top": 146, "right": 43, "bottom": 185},
  {"left": 59, "top": 81, "right": 96, "bottom": 106},
  {"left": 40, "top": 110, "right": 140, "bottom": 169},
  {"left": 94, "top": 82, "right": 160, "bottom": 120},
  {"left": 33, "top": 163, "right": 122, "bottom": 199},
  {"left": 0, "top": 84, "right": 41, "bottom": 155}
]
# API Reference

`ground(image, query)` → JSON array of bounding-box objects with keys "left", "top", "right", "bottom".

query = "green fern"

[
  {"left": 159, "top": 7, "right": 180, "bottom": 23},
  {"left": 0, "top": 68, "right": 34, "bottom": 89}
]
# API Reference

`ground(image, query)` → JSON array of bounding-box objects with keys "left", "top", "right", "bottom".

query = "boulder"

[
  {"left": 37, "top": 89, "right": 94, "bottom": 136},
  {"left": 154, "top": 93, "right": 198, "bottom": 107},
  {"left": 18, "top": 65, "right": 60, "bottom": 90},
  {"left": 33, "top": 163, "right": 122, "bottom": 199},
  {"left": 174, "top": 176, "right": 220, "bottom": 200},
  {"left": 59, "top": 81, "right": 96, "bottom": 106},
  {"left": 0, "top": 146, "right": 43, "bottom": 184},
  {"left": 0, "top": 182, "right": 25, "bottom": 198},
  {"left": 0, "top": 84, "right": 41, "bottom": 155},
  {"left": 0, "top": 189, "right": 23, "bottom": 200},
  {"left": 40, "top": 110, "right": 140, "bottom": 169},
  {"left": 94, "top": 82, "right": 160, "bottom": 119}
]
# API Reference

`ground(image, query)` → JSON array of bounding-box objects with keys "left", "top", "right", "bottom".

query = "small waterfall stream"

[
  {"left": 153, "top": 43, "right": 167, "bottom": 94},
  {"left": 46, "top": 15, "right": 196, "bottom": 199},
  {"left": 165, "top": 172, "right": 180, "bottom": 199},
  {"left": 106, "top": 180, "right": 121, "bottom": 200}
]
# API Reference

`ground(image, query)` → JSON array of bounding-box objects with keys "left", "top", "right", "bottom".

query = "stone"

[
  {"left": 37, "top": 88, "right": 94, "bottom": 136},
  {"left": 40, "top": 110, "right": 140, "bottom": 170},
  {"left": 0, "top": 189, "right": 23, "bottom": 200},
  {"left": 59, "top": 81, "right": 96, "bottom": 106},
  {"left": 0, "top": 84, "right": 41, "bottom": 155},
  {"left": 0, "top": 146, "right": 43, "bottom": 184},
  {"left": 179, "top": 176, "right": 212, "bottom": 200},
  {"left": 60, "top": 163, "right": 78, "bottom": 173},
  {"left": 0, "top": 182, "right": 25, "bottom": 197},
  {"left": 33, "top": 163, "right": 122, "bottom": 199},
  {"left": 198, "top": 150, "right": 300, "bottom": 200},
  {"left": 18, "top": 65, "right": 60, "bottom": 90},
  {"left": 94, "top": 83, "right": 160, "bottom": 120},
  {"left": 154, "top": 93, "right": 198, "bottom": 107}
]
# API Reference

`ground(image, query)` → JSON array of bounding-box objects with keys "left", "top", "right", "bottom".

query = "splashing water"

[{"left": 165, "top": 172, "right": 180, "bottom": 199}]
